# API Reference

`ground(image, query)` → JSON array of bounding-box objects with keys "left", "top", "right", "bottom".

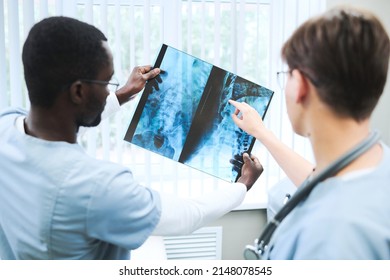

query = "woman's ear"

[
  {"left": 291, "top": 69, "right": 309, "bottom": 103},
  {"left": 68, "top": 81, "right": 85, "bottom": 105}
]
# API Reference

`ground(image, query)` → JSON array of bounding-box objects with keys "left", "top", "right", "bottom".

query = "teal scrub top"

[
  {"left": 0, "top": 108, "right": 161, "bottom": 259},
  {"left": 264, "top": 143, "right": 390, "bottom": 259}
]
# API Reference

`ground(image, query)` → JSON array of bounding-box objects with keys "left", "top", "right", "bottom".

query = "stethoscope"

[{"left": 244, "top": 131, "right": 381, "bottom": 260}]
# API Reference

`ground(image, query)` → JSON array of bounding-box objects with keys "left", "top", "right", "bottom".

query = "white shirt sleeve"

[
  {"left": 78, "top": 92, "right": 120, "bottom": 137},
  {"left": 101, "top": 92, "right": 121, "bottom": 119},
  {"left": 152, "top": 182, "right": 247, "bottom": 236},
  {"left": 77, "top": 92, "right": 247, "bottom": 236}
]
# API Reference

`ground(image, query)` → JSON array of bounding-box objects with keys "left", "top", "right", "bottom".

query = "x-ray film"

[{"left": 124, "top": 44, "right": 274, "bottom": 182}]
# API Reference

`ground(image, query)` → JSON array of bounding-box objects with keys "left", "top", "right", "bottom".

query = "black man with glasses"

[{"left": 0, "top": 16, "right": 262, "bottom": 259}]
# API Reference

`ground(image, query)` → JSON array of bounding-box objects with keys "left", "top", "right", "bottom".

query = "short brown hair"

[{"left": 282, "top": 7, "right": 390, "bottom": 121}]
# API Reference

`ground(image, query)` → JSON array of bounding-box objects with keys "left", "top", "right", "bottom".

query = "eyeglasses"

[
  {"left": 276, "top": 70, "right": 292, "bottom": 90},
  {"left": 80, "top": 77, "right": 120, "bottom": 93},
  {"left": 277, "top": 69, "right": 320, "bottom": 90}
]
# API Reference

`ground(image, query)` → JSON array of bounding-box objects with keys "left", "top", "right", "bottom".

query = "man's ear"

[
  {"left": 292, "top": 69, "right": 309, "bottom": 103},
  {"left": 68, "top": 81, "right": 85, "bottom": 105}
]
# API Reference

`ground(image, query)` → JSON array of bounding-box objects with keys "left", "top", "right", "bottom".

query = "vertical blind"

[{"left": 0, "top": 0, "right": 325, "bottom": 209}]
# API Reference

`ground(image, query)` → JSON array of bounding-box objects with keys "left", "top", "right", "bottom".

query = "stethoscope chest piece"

[
  {"left": 243, "top": 239, "right": 269, "bottom": 260},
  {"left": 243, "top": 246, "right": 260, "bottom": 260},
  {"left": 243, "top": 239, "right": 261, "bottom": 260}
]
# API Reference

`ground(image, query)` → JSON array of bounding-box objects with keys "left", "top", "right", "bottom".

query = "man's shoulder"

[
  {"left": 70, "top": 154, "right": 135, "bottom": 187},
  {"left": 0, "top": 107, "right": 27, "bottom": 118},
  {"left": 0, "top": 108, "right": 27, "bottom": 136}
]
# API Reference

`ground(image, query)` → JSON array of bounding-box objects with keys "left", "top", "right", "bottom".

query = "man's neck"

[{"left": 25, "top": 106, "right": 78, "bottom": 143}]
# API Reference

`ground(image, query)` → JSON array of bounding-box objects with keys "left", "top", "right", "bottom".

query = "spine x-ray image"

[{"left": 124, "top": 44, "right": 274, "bottom": 182}]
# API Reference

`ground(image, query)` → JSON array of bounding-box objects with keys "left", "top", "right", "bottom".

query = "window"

[{"left": 0, "top": 0, "right": 325, "bottom": 209}]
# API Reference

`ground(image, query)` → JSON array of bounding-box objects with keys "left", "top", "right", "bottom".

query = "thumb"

[
  {"left": 143, "top": 68, "right": 160, "bottom": 80},
  {"left": 242, "top": 153, "right": 250, "bottom": 164}
]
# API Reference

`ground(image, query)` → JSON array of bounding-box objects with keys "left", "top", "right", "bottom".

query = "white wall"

[
  {"left": 326, "top": 0, "right": 390, "bottom": 145},
  {"left": 208, "top": 209, "right": 267, "bottom": 260}
]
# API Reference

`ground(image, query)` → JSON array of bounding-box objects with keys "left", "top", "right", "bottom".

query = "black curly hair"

[{"left": 22, "top": 16, "right": 109, "bottom": 108}]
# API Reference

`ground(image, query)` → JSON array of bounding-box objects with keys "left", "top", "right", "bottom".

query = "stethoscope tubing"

[{"left": 245, "top": 130, "right": 381, "bottom": 259}]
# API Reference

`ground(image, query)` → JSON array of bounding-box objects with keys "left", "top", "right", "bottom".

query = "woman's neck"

[{"left": 308, "top": 117, "right": 381, "bottom": 176}]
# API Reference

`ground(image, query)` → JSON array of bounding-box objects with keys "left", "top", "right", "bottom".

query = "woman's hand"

[{"left": 229, "top": 99, "right": 269, "bottom": 141}]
